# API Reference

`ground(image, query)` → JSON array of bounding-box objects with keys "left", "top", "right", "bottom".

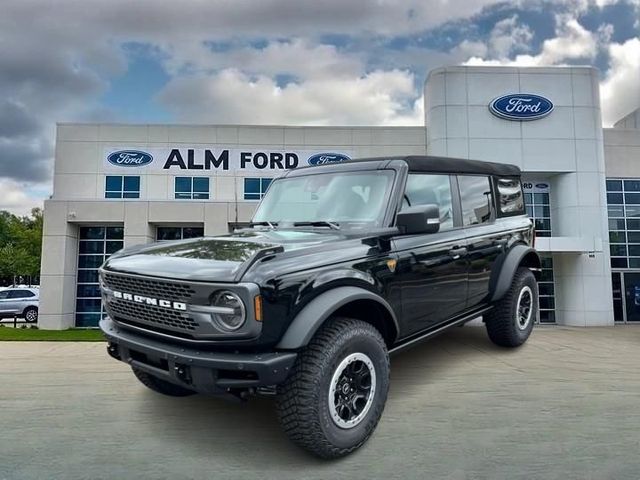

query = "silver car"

[{"left": 0, "top": 287, "right": 39, "bottom": 323}]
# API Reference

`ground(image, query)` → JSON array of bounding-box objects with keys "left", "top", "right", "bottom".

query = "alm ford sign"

[
  {"left": 107, "top": 150, "right": 154, "bottom": 167},
  {"left": 489, "top": 94, "right": 553, "bottom": 121}
]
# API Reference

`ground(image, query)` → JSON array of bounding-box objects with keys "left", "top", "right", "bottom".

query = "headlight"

[{"left": 210, "top": 290, "right": 246, "bottom": 331}]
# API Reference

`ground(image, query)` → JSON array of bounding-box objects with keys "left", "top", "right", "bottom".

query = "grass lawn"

[{"left": 0, "top": 327, "right": 105, "bottom": 341}]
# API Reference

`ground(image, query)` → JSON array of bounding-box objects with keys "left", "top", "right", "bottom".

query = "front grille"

[
  {"left": 103, "top": 273, "right": 195, "bottom": 301},
  {"left": 103, "top": 272, "right": 199, "bottom": 333}
]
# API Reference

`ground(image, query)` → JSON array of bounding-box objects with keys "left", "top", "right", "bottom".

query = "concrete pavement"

[{"left": 1, "top": 326, "right": 640, "bottom": 480}]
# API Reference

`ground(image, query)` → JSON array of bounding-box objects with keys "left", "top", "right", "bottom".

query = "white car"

[{"left": 0, "top": 287, "right": 39, "bottom": 323}]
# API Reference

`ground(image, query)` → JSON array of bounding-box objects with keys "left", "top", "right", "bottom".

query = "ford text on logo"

[
  {"left": 307, "top": 153, "right": 351, "bottom": 166},
  {"left": 489, "top": 94, "right": 554, "bottom": 121},
  {"left": 535, "top": 183, "right": 549, "bottom": 189},
  {"left": 107, "top": 150, "right": 154, "bottom": 167},
  {"left": 112, "top": 290, "right": 187, "bottom": 311}
]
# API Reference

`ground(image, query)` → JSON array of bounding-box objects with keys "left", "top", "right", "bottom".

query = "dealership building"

[{"left": 39, "top": 65, "right": 640, "bottom": 329}]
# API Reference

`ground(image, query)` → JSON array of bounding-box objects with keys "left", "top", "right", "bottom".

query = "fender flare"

[
  {"left": 276, "top": 286, "right": 399, "bottom": 350},
  {"left": 489, "top": 244, "right": 541, "bottom": 303}
]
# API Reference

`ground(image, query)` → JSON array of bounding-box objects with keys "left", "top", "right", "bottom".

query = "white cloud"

[
  {"left": 488, "top": 15, "right": 534, "bottom": 58},
  {"left": 600, "top": 37, "right": 640, "bottom": 126},
  {"left": 0, "top": 179, "right": 45, "bottom": 216},
  {"left": 158, "top": 68, "right": 422, "bottom": 126}
]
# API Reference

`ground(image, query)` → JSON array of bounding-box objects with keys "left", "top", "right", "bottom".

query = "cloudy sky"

[{"left": 1, "top": 0, "right": 639, "bottom": 215}]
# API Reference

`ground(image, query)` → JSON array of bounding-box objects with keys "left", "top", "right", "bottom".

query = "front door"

[
  {"left": 393, "top": 173, "right": 468, "bottom": 336},
  {"left": 0, "top": 290, "right": 18, "bottom": 315}
]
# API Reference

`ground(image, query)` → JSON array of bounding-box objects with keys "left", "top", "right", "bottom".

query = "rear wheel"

[
  {"left": 23, "top": 307, "right": 38, "bottom": 323},
  {"left": 132, "top": 367, "right": 196, "bottom": 397},
  {"left": 485, "top": 267, "right": 538, "bottom": 347},
  {"left": 276, "top": 317, "right": 390, "bottom": 458}
]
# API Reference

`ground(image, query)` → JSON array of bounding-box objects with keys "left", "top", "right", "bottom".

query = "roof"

[{"left": 347, "top": 155, "right": 521, "bottom": 176}]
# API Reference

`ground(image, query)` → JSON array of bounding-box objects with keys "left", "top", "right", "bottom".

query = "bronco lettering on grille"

[{"left": 112, "top": 290, "right": 187, "bottom": 311}]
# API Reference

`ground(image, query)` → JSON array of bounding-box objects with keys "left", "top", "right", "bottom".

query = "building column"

[
  {"left": 123, "top": 202, "right": 153, "bottom": 247},
  {"left": 39, "top": 201, "right": 79, "bottom": 330}
]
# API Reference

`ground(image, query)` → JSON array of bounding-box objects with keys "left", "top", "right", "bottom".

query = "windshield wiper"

[
  {"left": 292, "top": 221, "right": 340, "bottom": 230},
  {"left": 249, "top": 221, "right": 278, "bottom": 229}
]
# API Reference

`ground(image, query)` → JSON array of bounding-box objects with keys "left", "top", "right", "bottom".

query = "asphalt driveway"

[{"left": 2, "top": 326, "right": 639, "bottom": 480}]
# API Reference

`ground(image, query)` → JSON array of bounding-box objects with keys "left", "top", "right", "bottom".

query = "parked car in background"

[{"left": 0, "top": 287, "right": 39, "bottom": 322}]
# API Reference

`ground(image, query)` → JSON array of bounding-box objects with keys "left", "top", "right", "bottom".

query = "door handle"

[{"left": 448, "top": 247, "right": 467, "bottom": 259}]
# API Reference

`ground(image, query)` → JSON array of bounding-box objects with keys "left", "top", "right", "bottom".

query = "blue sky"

[{"left": 0, "top": 0, "right": 638, "bottom": 213}]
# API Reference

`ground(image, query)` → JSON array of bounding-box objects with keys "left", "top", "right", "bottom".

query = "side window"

[
  {"left": 496, "top": 177, "right": 525, "bottom": 216},
  {"left": 458, "top": 175, "right": 492, "bottom": 226},
  {"left": 8, "top": 290, "right": 33, "bottom": 299},
  {"left": 403, "top": 174, "right": 454, "bottom": 231},
  {"left": 0, "top": 291, "right": 9, "bottom": 300}
]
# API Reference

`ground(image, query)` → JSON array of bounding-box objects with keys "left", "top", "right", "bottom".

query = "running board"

[{"left": 389, "top": 305, "right": 493, "bottom": 355}]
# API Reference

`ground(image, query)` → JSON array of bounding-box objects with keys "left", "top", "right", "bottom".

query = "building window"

[
  {"left": 105, "top": 176, "right": 140, "bottom": 199},
  {"left": 244, "top": 177, "right": 272, "bottom": 200},
  {"left": 76, "top": 226, "right": 124, "bottom": 327},
  {"left": 156, "top": 226, "right": 204, "bottom": 241},
  {"left": 175, "top": 177, "right": 209, "bottom": 200}
]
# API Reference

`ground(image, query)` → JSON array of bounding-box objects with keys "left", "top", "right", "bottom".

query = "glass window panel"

[
  {"left": 535, "top": 219, "right": 551, "bottom": 231},
  {"left": 193, "top": 192, "right": 209, "bottom": 200},
  {"left": 525, "top": 205, "right": 533, "bottom": 217},
  {"left": 404, "top": 174, "right": 454, "bottom": 230},
  {"left": 609, "top": 219, "right": 626, "bottom": 230},
  {"left": 182, "top": 227, "right": 204, "bottom": 239},
  {"left": 541, "top": 257, "right": 554, "bottom": 269},
  {"left": 106, "top": 227, "right": 124, "bottom": 239},
  {"left": 629, "top": 245, "right": 640, "bottom": 256},
  {"left": 536, "top": 231, "right": 551, "bottom": 237},
  {"left": 628, "top": 232, "right": 640, "bottom": 243},
  {"left": 458, "top": 175, "right": 491, "bottom": 226},
  {"left": 106, "top": 241, "right": 123, "bottom": 254},
  {"left": 607, "top": 193, "right": 624, "bottom": 204},
  {"left": 533, "top": 205, "right": 550, "bottom": 217},
  {"left": 625, "top": 193, "right": 640, "bottom": 204},
  {"left": 608, "top": 206, "right": 625, "bottom": 217},
  {"left": 610, "top": 231, "right": 626, "bottom": 243},
  {"left": 606, "top": 179, "right": 623, "bottom": 191},
  {"left": 245, "top": 193, "right": 261, "bottom": 200},
  {"left": 611, "top": 257, "right": 628, "bottom": 268},
  {"left": 245, "top": 178, "right": 260, "bottom": 194},
  {"left": 105, "top": 176, "right": 122, "bottom": 192},
  {"left": 261, "top": 178, "right": 273, "bottom": 191},
  {"left": 523, "top": 193, "right": 533, "bottom": 205},
  {"left": 611, "top": 244, "right": 627, "bottom": 256},
  {"left": 123, "top": 192, "right": 140, "bottom": 199},
  {"left": 613, "top": 299, "right": 624, "bottom": 322},
  {"left": 539, "top": 297, "right": 555, "bottom": 310},
  {"left": 105, "top": 191, "right": 122, "bottom": 199},
  {"left": 175, "top": 192, "right": 192, "bottom": 200},
  {"left": 539, "top": 269, "right": 554, "bottom": 282},
  {"left": 78, "top": 255, "right": 104, "bottom": 268},
  {"left": 123, "top": 176, "right": 140, "bottom": 192},
  {"left": 76, "top": 298, "right": 102, "bottom": 312},
  {"left": 80, "top": 227, "right": 105, "bottom": 240},
  {"left": 533, "top": 193, "right": 549, "bottom": 204},
  {"left": 624, "top": 180, "right": 640, "bottom": 192},
  {"left": 77, "top": 270, "right": 99, "bottom": 283},
  {"left": 538, "top": 283, "right": 555, "bottom": 296},
  {"left": 539, "top": 311, "right": 556, "bottom": 324},
  {"left": 623, "top": 272, "right": 640, "bottom": 322},
  {"left": 75, "top": 313, "right": 102, "bottom": 328},
  {"left": 77, "top": 284, "right": 101, "bottom": 298},
  {"left": 612, "top": 272, "right": 622, "bottom": 298},
  {"left": 625, "top": 206, "right": 640, "bottom": 218},
  {"left": 193, "top": 177, "right": 209, "bottom": 193},
  {"left": 79, "top": 241, "right": 104, "bottom": 254},
  {"left": 627, "top": 219, "right": 640, "bottom": 230},
  {"left": 156, "top": 227, "right": 182, "bottom": 241},
  {"left": 175, "top": 177, "right": 191, "bottom": 193},
  {"left": 629, "top": 258, "right": 640, "bottom": 268}
]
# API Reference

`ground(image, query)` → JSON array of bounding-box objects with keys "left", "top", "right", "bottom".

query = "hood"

[{"left": 103, "top": 229, "right": 347, "bottom": 282}]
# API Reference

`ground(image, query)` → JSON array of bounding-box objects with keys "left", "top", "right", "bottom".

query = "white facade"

[{"left": 39, "top": 65, "right": 640, "bottom": 329}]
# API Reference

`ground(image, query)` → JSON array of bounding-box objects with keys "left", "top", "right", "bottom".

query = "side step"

[{"left": 389, "top": 305, "right": 493, "bottom": 355}]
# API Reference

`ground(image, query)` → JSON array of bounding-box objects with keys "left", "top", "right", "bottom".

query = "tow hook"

[
  {"left": 174, "top": 364, "right": 192, "bottom": 384},
  {"left": 107, "top": 343, "right": 120, "bottom": 360}
]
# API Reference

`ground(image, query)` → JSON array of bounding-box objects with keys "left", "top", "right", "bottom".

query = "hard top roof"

[{"left": 347, "top": 155, "right": 521, "bottom": 176}]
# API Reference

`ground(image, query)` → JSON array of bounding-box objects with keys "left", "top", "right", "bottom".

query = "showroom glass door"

[{"left": 622, "top": 272, "right": 640, "bottom": 322}]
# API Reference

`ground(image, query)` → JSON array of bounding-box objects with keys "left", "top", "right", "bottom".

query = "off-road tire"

[
  {"left": 132, "top": 367, "right": 196, "bottom": 397},
  {"left": 485, "top": 267, "right": 538, "bottom": 347},
  {"left": 23, "top": 306, "right": 38, "bottom": 323},
  {"left": 276, "top": 317, "right": 390, "bottom": 458}
]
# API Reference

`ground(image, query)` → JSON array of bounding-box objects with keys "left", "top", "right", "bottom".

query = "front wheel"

[
  {"left": 485, "top": 267, "right": 538, "bottom": 347},
  {"left": 276, "top": 317, "right": 390, "bottom": 458}
]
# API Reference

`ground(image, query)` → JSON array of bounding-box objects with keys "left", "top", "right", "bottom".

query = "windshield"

[{"left": 253, "top": 170, "right": 395, "bottom": 228}]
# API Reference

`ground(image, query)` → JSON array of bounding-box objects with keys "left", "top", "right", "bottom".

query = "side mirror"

[{"left": 396, "top": 204, "right": 440, "bottom": 235}]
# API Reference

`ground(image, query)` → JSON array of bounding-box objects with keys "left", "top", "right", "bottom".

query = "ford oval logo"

[
  {"left": 107, "top": 150, "right": 153, "bottom": 167},
  {"left": 535, "top": 183, "right": 549, "bottom": 189},
  {"left": 307, "top": 153, "right": 351, "bottom": 166},
  {"left": 489, "top": 94, "right": 554, "bottom": 121}
]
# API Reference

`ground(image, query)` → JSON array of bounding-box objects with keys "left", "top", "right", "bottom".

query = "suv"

[
  {"left": 0, "top": 287, "right": 39, "bottom": 322},
  {"left": 99, "top": 156, "right": 540, "bottom": 458}
]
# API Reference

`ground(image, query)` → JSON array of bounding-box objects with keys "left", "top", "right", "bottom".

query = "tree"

[{"left": 0, "top": 208, "right": 43, "bottom": 285}]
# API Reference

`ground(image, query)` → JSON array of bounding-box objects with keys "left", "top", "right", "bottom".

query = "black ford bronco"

[{"left": 99, "top": 155, "right": 540, "bottom": 458}]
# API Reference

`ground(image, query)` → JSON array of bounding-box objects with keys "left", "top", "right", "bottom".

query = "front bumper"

[{"left": 99, "top": 317, "right": 297, "bottom": 395}]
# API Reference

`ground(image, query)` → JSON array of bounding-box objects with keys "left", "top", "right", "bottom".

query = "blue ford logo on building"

[
  {"left": 489, "top": 94, "right": 554, "bottom": 121},
  {"left": 307, "top": 153, "right": 351, "bottom": 166},
  {"left": 107, "top": 150, "right": 153, "bottom": 167}
]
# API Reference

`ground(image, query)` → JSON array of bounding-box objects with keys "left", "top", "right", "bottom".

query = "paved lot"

[{"left": 2, "top": 326, "right": 640, "bottom": 480}]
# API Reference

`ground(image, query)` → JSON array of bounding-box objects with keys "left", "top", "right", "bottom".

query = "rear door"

[
  {"left": 9, "top": 290, "right": 36, "bottom": 313},
  {"left": 393, "top": 173, "right": 469, "bottom": 336},
  {"left": 0, "top": 290, "right": 20, "bottom": 314},
  {"left": 458, "top": 175, "right": 510, "bottom": 307}
]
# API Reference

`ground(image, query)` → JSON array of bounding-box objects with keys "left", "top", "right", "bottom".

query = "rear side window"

[
  {"left": 403, "top": 174, "right": 454, "bottom": 231},
  {"left": 458, "top": 175, "right": 492, "bottom": 226},
  {"left": 495, "top": 177, "right": 525, "bottom": 216},
  {"left": 8, "top": 290, "right": 35, "bottom": 299}
]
